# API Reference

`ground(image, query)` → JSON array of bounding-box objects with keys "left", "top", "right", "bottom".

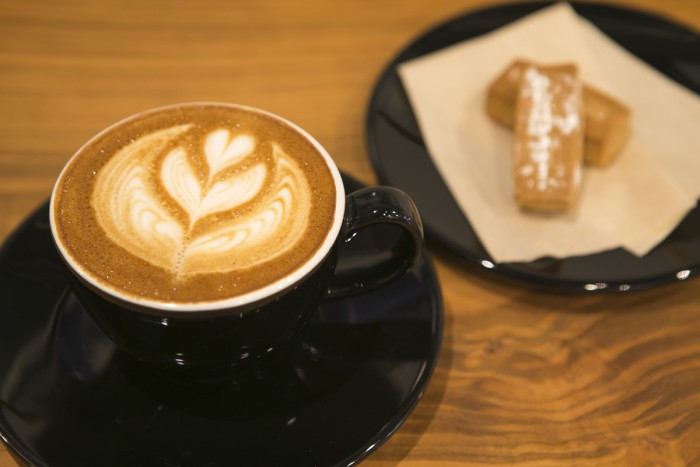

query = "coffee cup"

[{"left": 49, "top": 102, "right": 423, "bottom": 380}]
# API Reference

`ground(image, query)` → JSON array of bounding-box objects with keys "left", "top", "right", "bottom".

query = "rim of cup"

[{"left": 49, "top": 102, "right": 346, "bottom": 314}]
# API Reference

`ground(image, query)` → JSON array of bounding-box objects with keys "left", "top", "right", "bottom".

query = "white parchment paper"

[{"left": 398, "top": 3, "right": 700, "bottom": 262}]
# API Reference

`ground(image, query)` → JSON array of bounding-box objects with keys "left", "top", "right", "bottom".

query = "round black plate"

[
  {"left": 0, "top": 174, "right": 443, "bottom": 467},
  {"left": 366, "top": 1, "right": 700, "bottom": 292}
]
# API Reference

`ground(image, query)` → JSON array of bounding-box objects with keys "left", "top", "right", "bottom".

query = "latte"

[{"left": 51, "top": 103, "right": 342, "bottom": 308}]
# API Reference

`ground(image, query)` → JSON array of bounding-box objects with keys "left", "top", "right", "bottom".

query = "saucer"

[
  {"left": 366, "top": 1, "right": 700, "bottom": 292},
  {"left": 0, "top": 174, "right": 443, "bottom": 467}
]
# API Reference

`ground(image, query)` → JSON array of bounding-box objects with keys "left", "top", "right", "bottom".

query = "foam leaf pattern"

[
  {"left": 161, "top": 142, "right": 267, "bottom": 223},
  {"left": 205, "top": 130, "right": 255, "bottom": 178},
  {"left": 184, "top": 156, "right": 307, "bottom": 273},
  {"left": 92, "top": 125, "right": 190, "bottom": 271},
  {"left": 161, "top": 147, "right": 202, "bottom": 219},
  {"left": 91, "top": 125, "right": 311, "bottom": 280}
]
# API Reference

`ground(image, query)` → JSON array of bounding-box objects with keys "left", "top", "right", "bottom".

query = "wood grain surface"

[{"left": 2, "top": 1, "right": 700, "bottom": 465}]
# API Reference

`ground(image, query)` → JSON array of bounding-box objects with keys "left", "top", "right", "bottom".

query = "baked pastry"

[
  {"left": 581, "top": 84, "right": 631, "bottom": 166},
  {"left": 486, "top": 59, "right": 530, "bottom": 128},
  {"left": 487, "top": 59, "right": 631, "bottom": 167},
  {"left": 513, "top": 64, "right": 584, "bottom": 212}
]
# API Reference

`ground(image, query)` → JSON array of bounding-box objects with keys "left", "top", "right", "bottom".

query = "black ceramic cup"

[{"left": 49, "top": 103, "right": 423, "bottom": 381}]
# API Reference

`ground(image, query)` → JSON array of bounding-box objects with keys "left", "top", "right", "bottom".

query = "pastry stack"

[{"left": 486, "top": 59, "right": 631, "bottom": 213}]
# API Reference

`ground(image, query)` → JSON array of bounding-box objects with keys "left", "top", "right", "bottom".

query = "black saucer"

[
  {"left": 366, "top": 1, "right": 700, "bottom": 292},
  {"left": 0, "top": 174, "right": 443, "bottom": 467}
]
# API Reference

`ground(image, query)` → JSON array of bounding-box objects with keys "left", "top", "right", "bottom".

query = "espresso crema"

[{"left": 51, "top": 104, "right": 338, "bottom": 305}]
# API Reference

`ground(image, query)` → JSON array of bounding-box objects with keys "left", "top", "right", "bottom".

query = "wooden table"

[{"left": 1, "top": 0, "right": 699, "bottom": 465}]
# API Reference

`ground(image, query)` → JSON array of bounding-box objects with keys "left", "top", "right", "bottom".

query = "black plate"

[
  {"left": 0, "top": 174, "right": 443, "bottom": 467},
  {"left": 366, "top": 1, "right": 700, "bottom": 292}
]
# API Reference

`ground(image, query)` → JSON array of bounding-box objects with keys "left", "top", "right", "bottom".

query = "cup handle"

[{"left": 326, "top": 186, "right": 424, "bottom": 298}]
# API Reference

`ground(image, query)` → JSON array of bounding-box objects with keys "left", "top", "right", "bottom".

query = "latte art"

[
  {"left": 92, "top": 126, "right": 311, "bottom": 279},
  {"left": 51, "top": 104, "right": 339, "bottom": 305}
]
